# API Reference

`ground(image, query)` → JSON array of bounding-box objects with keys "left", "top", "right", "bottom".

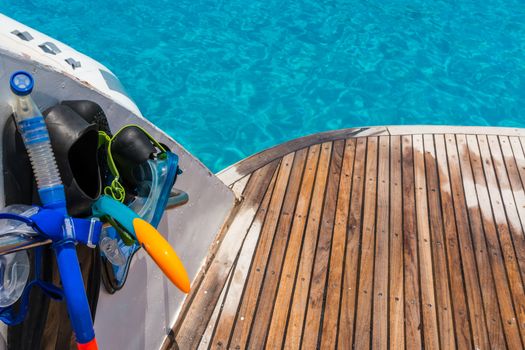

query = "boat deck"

[{"left": 170, "top": 126, "right": 525, "bottom": 349}]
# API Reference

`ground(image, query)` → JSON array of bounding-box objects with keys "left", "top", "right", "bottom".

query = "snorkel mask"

[
  {"left": 97, "top": 125, "right": 186, "bottom": 292},
  {"left": 0, "top": 205, "right": 34, "bottom": 309}
]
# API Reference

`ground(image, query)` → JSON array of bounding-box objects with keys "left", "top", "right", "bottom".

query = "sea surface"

[{"left": 2, "top": 0, "right": 525, "bottom": 172}]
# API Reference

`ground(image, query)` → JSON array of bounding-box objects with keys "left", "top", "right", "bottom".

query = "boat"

[{"left": 0, "top": 14, "right": 525, "bottom": 350}]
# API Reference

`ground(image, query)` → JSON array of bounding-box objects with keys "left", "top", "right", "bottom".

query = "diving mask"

[
  {"left": 98, "top": 125, "right": 183, "bottom": 292},
  {"left": 0, "top": 205, "right": 38, "bottom": 307}
]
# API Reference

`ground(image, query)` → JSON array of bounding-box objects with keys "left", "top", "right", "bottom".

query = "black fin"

[
  {"left": 61, "top": 100, "right": 112, "bottom": 135},
  {"left": 44, "top": 104, "right": 101, "bottom": 217},
  {"left": 3, "top": 115, "right": 34, "bottom": 206}
]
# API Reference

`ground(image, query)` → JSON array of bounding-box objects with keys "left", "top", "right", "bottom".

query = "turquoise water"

[{"left": 2, "top": 1, "right": 525, "bottom": 172}]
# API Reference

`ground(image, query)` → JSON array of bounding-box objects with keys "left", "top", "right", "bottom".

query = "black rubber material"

[
  {"left": 2, "top": 115, "right": 37, "bottom": 207},
  {"left": 111, "top": 125, "right": 156, "bottom": 191},
  {"left": 44, "top": 104, "right": 101, "bottom": 217},
  {"left": 61, "top": 100, "right": 112, "bottom": 135}
]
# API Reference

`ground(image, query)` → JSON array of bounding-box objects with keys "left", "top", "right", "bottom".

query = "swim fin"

[{"left": 44, "top": 104, "right": 101, "bottom": 217}]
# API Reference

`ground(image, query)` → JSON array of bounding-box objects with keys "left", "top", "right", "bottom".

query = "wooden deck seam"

[
  {"left": 269, "top": 146, "right": 322, "bottom": 346},
  {"left": 452, "top": 134, "right": 491, "bottom": 348},
  {"left": 414, "top": 134, "right": 426, "bottom": 348},
  {"left": 283, "top": 143, "right": 333, "bottom": 349},
  {"left": 417, "top": 134, "right": 442, "bottom": 349},
  {"left": 207, "top": 164, "right": 280, "bottom": 347},
  {"left": 337, "top": 138, "right": 358, "bottom": 348},
  {"left": 402, "top": 135, "right": 423, "bottom": 348},
  {"left": 310, "top": 140, "right": 346, "bottom": 348},
  {"left": 500, "top": 136, "right": 525, "bottom": 263},
  {"left": 228, "top": 152, "right": 296, "bottom": 349},
  {"left": 247, "top": 148, "right": 310, "bottom": 349},
  {"left": 481, "top": 135, "right": 525, "bottom": 345},
  {"left": 203, "top": 254, "right": 238, "bottom": 349},
  {"left": 434, "top": 134, "right": 473, "bottom": 349},
  {"left": 371, "top": 136, "right": 389, "bottom": 349},
  {"left": 208, "top": 160, "right": 282, "bottom": 349},
  {"left": 473, "top": 134, "right": 524, "bottom": 348},
  {"left": 174, "top": 159, "right": 282, "bottom": 348},
  {"left": 352, "top": 137, "right": 377, "bottom": 348},
  {"left": 460, "top": 134, "right": 506, "bottom": 348},
  {"left": 298, "top": 142, "right": 336, "bottom": 347},
  {"left": 491, "top": 136, "right": 525, "bottom": 291},
  {"left": 425, "top": 134, "right": 457, "bottom": 349},
  {"left": 388, "top": 135, "right": 404, "bottom": 349},
  {"left": 321, "top": 139, "right": 357, "bottom": 349},
  {"left": 385, "top": 135, "right": 392, "bottom": 349},
  {"left": 355, "top": 136, "right": 379, "bottom": 349}
]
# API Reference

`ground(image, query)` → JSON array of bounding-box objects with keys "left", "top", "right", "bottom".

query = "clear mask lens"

[
  {"left": 0, "top": 250, "right": 30, "bottom": 307},
  {"left": 128, "top": 152, "right": 177, "bottom": 227}
]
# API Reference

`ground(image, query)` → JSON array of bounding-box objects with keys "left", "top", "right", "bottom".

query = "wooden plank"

[
  {"left": 371, "top": 136, "right": 390, "bottom": 350},
  {"left": 402, "top": 135, "right": 422, "bottom": 349},
  {"left": 198, "top": 267, "right": 234, "bottom": 349},
  {"left": 283, "top": 142, "right": 333, "bottom": 350},
  {"left": 354, "top": 137, "right": 379, "bottom": 349},
  {"left": 445, "top": 134, "right": 490, "bottom": 349},
  {"left": 319, "top": 139, "right": 356, "bottom": 349},
  {"left": 413, "top": 135, "right": 440, "bottom": 349},
  {"left": 464, "top": 135, "right": 521, "bottom": 348},
  {"left": 457, "top": 135, "right": 508, "bottom": 348},
  {"left": 510, "top": 136, "right": 525, "bottom": 214},
  {"left": 499, "top": 136, "right": 525, "bottom": 238},
  {"left": 265, "top": 144, "right": 322, "bottom": 349},
  {"left": 338, "top": 137, "right": 367, "bottom": 349},
  {"left": 388, "top": 135, "right": 404, "bottom": 349},
  {"left": 423, "top": 134, "right": 456, "bottom": 349},
  {"left": 175, "top": 160, "right": 280, "bottom": 348},
  {"left": 491, "top": 136, "right": 525, "bottom": 289},
  {"left": 227, "top": 152, "right": 296, "bottom": 349},
  {"left": 478, "top": 135, "right": 525, "bottom": 344},
  {"left": 301, "top": 139, "right": 345, "bottom": 348},
  {"left": 434, "top": 135, "right": 472, "bottom": 348},
  {"left": 208, "top": 163, "right": 280, "bottom": 349},
  {"left": 247, "top": 148, "right": 309, "bottom": 349}
]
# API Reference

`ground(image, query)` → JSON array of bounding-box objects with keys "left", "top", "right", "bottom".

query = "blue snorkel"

[{"left": 9, "top": 71, "right": 99, "bottom": 350}]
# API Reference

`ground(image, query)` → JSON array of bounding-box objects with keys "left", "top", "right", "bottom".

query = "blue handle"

[{"left": 53, "top": 240, "right": 95, "bottom": 344}]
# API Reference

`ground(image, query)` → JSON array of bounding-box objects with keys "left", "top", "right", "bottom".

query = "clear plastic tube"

[{"left": 12, "top": 95, "right": 62, "bottom": 191}]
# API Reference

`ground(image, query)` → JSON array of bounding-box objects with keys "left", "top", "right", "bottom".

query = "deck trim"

[{"left": 217, "top": 126, "right": 525, "bottom": 186}]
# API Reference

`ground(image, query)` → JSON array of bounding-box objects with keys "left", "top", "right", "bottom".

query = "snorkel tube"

[
  {"left": 10, "top": 71, "right": 98, "bottom": 350},
  {"left": 93, "top": 195, "right": 190, "bottom": 293}
]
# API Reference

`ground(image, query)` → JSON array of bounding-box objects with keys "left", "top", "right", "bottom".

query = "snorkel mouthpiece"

[
  {"left": 93, "top": 195, "right": 190, "bottom": 293},
  {"left": 133, "top": 218, "right": 190, "bottom": 293}
]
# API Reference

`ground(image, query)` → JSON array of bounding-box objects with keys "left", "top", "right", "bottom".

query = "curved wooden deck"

[{"left": 170, "top": 126, "right": 525, "bottom": 349}]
